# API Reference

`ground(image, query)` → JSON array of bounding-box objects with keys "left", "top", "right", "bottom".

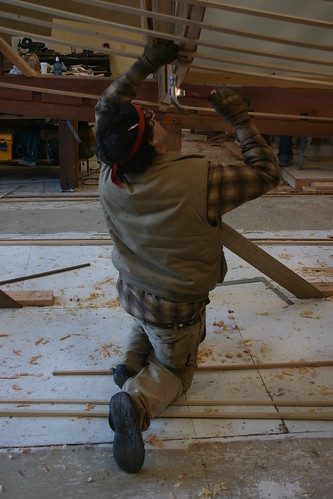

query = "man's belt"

[{"left": 143, "top": 316, "right": 201, "bottom": 330}]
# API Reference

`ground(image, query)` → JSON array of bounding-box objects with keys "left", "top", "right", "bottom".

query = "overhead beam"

[
  {"left": 1, "top": 0, "right": 333, "bottom": 65},
  {"left": 2, "top": 27, "right": 333, "bottom": 89},
  {"left": 3, "top": 19, "right": 333, "bottom": 80},
  {"left": 173, "top": 3, "right": 206, "bottom": 86},
  {"left": 155, "top": 3, "right": 206, "bottom": 105},
  {"left": 25, "top": 0, "right": 333, "bottom": 53},
  {"left": 179, "top": 0, "right": 333, "bottom": 29}
]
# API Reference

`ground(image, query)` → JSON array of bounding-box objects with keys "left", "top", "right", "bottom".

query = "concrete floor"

[{"left": 0, "top": 134, "right": 332, "bottom": 498}]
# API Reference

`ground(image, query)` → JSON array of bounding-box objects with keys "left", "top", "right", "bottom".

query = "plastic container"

[
  {"left": 54, "top": 56, "right": 62, "bottom": 76},
  {"left": 0, "top": 129, "right": 13, "bottom": 161}
]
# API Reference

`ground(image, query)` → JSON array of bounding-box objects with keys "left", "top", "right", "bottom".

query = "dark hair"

[{"left": 95, "top": 98, "right": 156, "bottom": 175}]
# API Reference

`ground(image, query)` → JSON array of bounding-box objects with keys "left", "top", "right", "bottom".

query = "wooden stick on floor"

[
  {"left": 221, "top": 222, "right": 325, "bottom": 299},
  {"left": 0, "top": 263, "right": 91, "bottom": 286},
  {"left": 1, "top": 399, "right": 332, "bottom": 408},
  {"left": 0, "top": 408, "right": 332, "bottom": 421},
  {"left": 52, "top": 360, "right": 333, "bottom": 376}
]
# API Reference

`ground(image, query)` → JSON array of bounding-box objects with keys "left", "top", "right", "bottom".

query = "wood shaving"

[
  {"left": 301, "top": 266, "right": 333, "bottom": 277},
  {"left": 60, "top": 334, "right": 72, "bottom": 341},
  {"left": 34, "top": 338, "right": 44, "bottom": 345},
  {"left": 213, "top": 483, "right": 229, "bottom": 495},
  {"left": 197, "top": 347, "right": 213, "bottom": 363},
  {"left": 85, "top": 403, "right": 96, "bottom": 411},
  {"left": 300, "top": 310, "right": 315, "bottom": 318},
  {"left": 174, "top": 475, "right": 186, "bottom": 488},
  {"left": 279, "top": 253, "right": 291, "bottom": 260},
  {"left": 199, "top": 488, "right": 211, "bottom": 498},
  {"left": 145, "top": 433, "right": 164, "bottom": 447},
  {"left": 29, "top": 354, "right": 42, "bottom": 365},
  {"left": 320, "top": 387, "right": 333, "bottom": 397},
  {"left": 213, "top": 320, "right": 227, "bottom": 330}
]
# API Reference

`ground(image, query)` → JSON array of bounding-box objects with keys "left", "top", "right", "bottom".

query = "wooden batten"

[
  {"left": 0, "top": 37, "right": 38, "bottom": 77},
  {"left": 2, "top": 290, "right": 54, "bottom": 307}
]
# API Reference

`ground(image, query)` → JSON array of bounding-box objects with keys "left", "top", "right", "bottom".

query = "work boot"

[
  {"left": 278, "top": 154, "right": 293, "bottom": 167},
  {"left": 109, "top": 392, "right": 145, "bottom": 473},
  {"left": 113, "top": 364, "right": 136, "bottom": 388}
]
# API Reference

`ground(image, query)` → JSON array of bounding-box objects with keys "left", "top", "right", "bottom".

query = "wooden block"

[
  {"left": 5, "top": 290, "right": 54, "bottom": 306},
  {"left": 311, "top": 282, "right": 333, "bottom": 296},
  {"left": 311, "top": 182, "right": 333, "bottom": 191},
  {"left": 0, "top": 289, "right": 22, "bottom": 308},
  {"left": 302, "top": 186, "right": 317, "bottom": 193},
  {"left": 161, "top": 122, "right": 182, "bottom": 151}
]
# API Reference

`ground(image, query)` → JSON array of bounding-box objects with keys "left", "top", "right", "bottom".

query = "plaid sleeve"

[{"left": 207, "top": 122, "right": 281, "bottom": 222}]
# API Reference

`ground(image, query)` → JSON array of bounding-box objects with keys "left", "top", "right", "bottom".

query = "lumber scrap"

[
  {"left": 221, "top": 222, "right": 325, "bottom": 299},
  {"left": 3, "top": 290, "right": 53, "bottom": 307},
  {"left": 0, "top": 289, "right": 22, "bottom": 308},
  {"left": 311, "top": 182, "right": 333, "bottom": 191}
]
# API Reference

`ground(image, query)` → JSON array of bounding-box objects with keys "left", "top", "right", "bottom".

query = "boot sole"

[{"left": 109, "top": 392, "right": 145, "bottom": 473}]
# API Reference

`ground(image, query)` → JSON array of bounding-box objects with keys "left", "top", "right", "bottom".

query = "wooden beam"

[
  {"left": 190, "top": 53, "right": 333, "bottom": 80},
  {"left": 52, "top": 360, "right": 333, "bottom": 376},
  {"left": 160, "top": 411, "right": 333, "bottom": 421},
  {"left": 182, "top": 0, "right": 333, "bottom": 29},
  {"left": 0, "top": 52, "right": 4, "bottom": 76},
  {"left": 0, "top": 237, "right": 332, "bottom": 246},
  {"left": 24, "top": 0, "right": 333, "bottom": 54},
  {"left": 1, "top": 398, "right": 332, "bottom": 408},
  {"left": 4, "top": 290, "right": 53, "bottom": 307},
  {"left": 0, "top": 38, "right": 38, "bottom": 77},
  {"left": 2, "top": 3, "right": 333, "bottom": 72},
  {"left": 0, "top": 263, "right": 91, "bottom": 286},
  {"left": 197, "top": 360, "right": 333, "bottom": 371},
  {"left": 173, "top": 4, "right": 206, "bottom": 86},
  {"left": 221, "top": 222, "right": 325, "bottom": 299},
  {"left": 58, "top": 120, "right": 79, "bottom": 191},
  {"left": 0, "top": 408, "right": 332, "bottom": 420},
  {"left": 1, "top": 80, "right": 333, "bottom": 120},
  {"left": 0, "top": 289, "right": 22, "bottom": 308}
]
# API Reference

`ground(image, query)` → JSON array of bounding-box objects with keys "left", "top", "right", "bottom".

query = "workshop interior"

[{"left": 0, "top": 1, "right": 332, "bottom": 497}]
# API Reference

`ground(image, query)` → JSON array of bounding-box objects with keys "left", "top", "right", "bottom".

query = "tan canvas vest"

[{"left": 99, "top": 152, "right": 225, "bottom": 302}]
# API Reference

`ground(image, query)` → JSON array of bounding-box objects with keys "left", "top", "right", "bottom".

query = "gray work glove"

[
  {"left": 210, "top": 88, "right": 250, "bottom": 127},
  {"left": 140, "top": 38, "right": 179, "bottom": 73}
]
